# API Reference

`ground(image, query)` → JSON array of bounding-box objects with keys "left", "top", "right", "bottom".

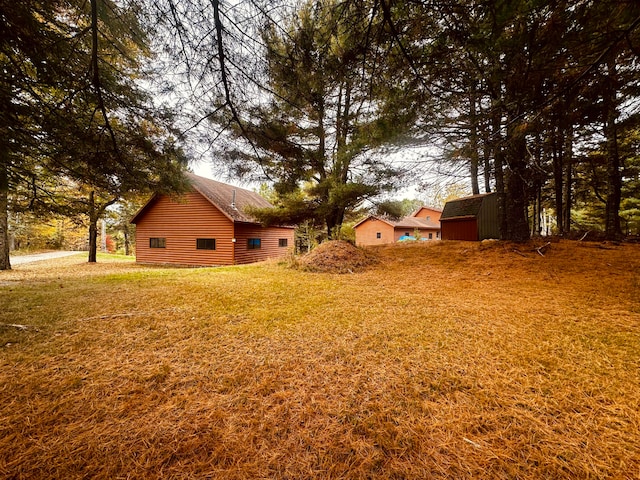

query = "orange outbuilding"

[
  {"left": 130, "top": 173, "right": 294, "bottom": 266},
  {"left": 354, "top": 206, "right": 442, "bottom": 246}
]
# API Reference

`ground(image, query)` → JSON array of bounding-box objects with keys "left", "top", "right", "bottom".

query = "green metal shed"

[{"left": 440, "top": 193, "right": 499, "bottom": 240}]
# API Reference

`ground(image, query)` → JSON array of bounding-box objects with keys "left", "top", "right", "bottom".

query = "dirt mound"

[{"left": 297, "top": 240, "right": 377, "bottom": 273}]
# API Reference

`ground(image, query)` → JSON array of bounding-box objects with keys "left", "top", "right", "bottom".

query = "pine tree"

[
  {"left": 0, "top": 0, "right": 188, "bottom": 269},
  {"left": 215, "top": 0, "right": 408, "bottom": 238}
]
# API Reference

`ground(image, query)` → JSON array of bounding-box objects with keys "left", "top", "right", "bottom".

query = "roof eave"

[
  {"left": 440, "top": 215, "right": 477, "bottom": 221},
  {"left": 354, "top": 215, "right": 395, "bottom": 228}
]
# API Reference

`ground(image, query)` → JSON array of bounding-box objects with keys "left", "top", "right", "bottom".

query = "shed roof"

[
  {"left": 131, "top": 172, "right": 274, "bottom": 225},
  {"left": 440, "top": 193, "right": 495, "bottom": 221}
]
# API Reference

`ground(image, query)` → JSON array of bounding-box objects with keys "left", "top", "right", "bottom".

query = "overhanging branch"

[{"left": 90, "top": 0, "right": 120, "bottom": 156}]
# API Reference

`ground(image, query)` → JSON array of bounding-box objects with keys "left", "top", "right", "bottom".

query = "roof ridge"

[
  {"left": 185, "top": 172, "right": 256, "bottom": 193},
  {"left": 186, "top": 172, "right": 273, "bottom": 223}
]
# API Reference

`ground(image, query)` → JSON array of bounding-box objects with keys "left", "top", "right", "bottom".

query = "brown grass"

[{"left": 0, "top": 241, "right": 639, "bottom": 479}]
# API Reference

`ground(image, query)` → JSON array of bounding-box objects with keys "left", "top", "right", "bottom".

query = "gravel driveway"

[{"left": 10, "top": 251, "right": 84, "bottom": 265}]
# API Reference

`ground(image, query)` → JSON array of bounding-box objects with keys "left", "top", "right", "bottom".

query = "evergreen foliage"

[
  {"left": 380, "top": 0, "right": 640, "bottom": 240},
  {"left": 3, "top": 0, "right": 640, "bottom": 264},
  {"left": 214, "top": 0, "right": 409, "bottom": 238},
  {"left": 157, "top": 0, "right": 640, "bottom": 242},
  {"left": 0, "top": 0, "right": 188, "bottom": 269}
]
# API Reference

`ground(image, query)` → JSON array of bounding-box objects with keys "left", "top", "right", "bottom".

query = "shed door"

[{"left": 441, "top": 219, "right": 478, "bottom": 241}]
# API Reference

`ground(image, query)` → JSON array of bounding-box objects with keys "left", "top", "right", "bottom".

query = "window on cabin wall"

[
  {"left": 376, "top": 232, "right": 381, "bottom": 239},
  {"left": 196, "top": 238, "right": 216, "bottom": 250},
  {"left": 278, "top": 238, "right": 288, "bottom": 247},
  {"left": 149, "top": 238, "right": 166, "bottom": 248},
  {"left": 429, "top": 233, "right": 433, "bottom": 239},
  {"left": 247, "top": 238, "right": 261, "bottom": 249}
]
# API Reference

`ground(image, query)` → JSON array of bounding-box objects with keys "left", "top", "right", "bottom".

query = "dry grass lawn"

[{"left": 0, "top": 241, "right": 639, "bottom": 479}]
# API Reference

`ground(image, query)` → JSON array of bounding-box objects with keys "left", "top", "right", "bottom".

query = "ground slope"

[{"left": 0, "top": 241, "right": 638, "bottom": 479}]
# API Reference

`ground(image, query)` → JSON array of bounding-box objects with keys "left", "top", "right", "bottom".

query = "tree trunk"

[
  {"left": 604, "top": 58, "right": 622, "bottom": 240},
  {"left": 123, "top": 226, "right": 130, "bottom": 256},
  {"left": 563, "top": 123, "right": 573, "bottom": 234},
  {"left": 469, "top": 84, "right": 480, "bottom": 195},
  {"left": 325, "top": 203, "right": 346, "bottom": 240},
  {"left": 0, "top": 161, "right": 10, "bottom": 270},
  {"left": 101, "top": 218, "right": 107, "bottom": 252},
  {"left": 552, "top": 126, "right": 564, "bottom": 234},
  {"left": 492, "top": 109, "right": 506, "bottom": 239},
  {"left": 88, "top": 191, "right": 98, "bottom": 263},
  {"left": 470, "top": 151, "right": 480, "bottom": 195},
  {"left": 531, "top": 133, "right": 543, "bottom": 237},
  {"left": 483, "top": 138, "right": 492, "bottom": 193},
  {"left": 532, "top": 180, "right": 542, "bottom": 237},
  {"left": 87, "top": 194, "right": 118, "bottom": 261},
  {"left": 326, "top": 216, "right": 337, "bottom": 240},
  {"left": 504, "top": 130, "right": 530, "bottom": 242}
]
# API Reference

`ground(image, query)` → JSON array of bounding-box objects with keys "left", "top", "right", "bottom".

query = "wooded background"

[{"left": 1, "top": 0, "right": 639, "bottom": 269}]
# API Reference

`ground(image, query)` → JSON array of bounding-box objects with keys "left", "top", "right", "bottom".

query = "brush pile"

[{"left": 296, "top": 240, "right": 377, "bottom": 273}]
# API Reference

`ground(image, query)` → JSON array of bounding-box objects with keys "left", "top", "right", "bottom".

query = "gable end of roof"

[
  {"left": 130, "top": 173, "right": 275, "bottom": 225},
  {"left": 410, "top": 205, "right": 443, "bottom": 217},
  {"left": 353, "top": 215, "right": 395, "bottom": 228},
  {"left": 130, "top": 194, "right": 159, "bottom": 224}
]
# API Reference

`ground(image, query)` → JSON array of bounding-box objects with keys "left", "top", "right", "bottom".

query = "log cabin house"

[
  {"left": 354, "top": 206, "right": 442, "bottom": 246},
  {"left": 130, "top": 173, "right": 294, "bottom": 266}
]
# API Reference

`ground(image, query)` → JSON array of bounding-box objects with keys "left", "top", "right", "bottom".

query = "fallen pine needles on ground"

[{"left": 0, "top": 240, "right": 639, "bottom": 479}]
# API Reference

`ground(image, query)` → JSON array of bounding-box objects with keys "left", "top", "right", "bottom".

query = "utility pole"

[{"left": 101, "top": 219, "right": 107, "bottom": 252}]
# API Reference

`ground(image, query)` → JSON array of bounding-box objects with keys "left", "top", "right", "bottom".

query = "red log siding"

[
  {"left": 355, "top": 219, "right": 396, "bottom": 246},
  {"left": 441, "top": 218, "right": 479, "bottom": 241},
  {"left": 233, "top": 223, "right": 294, "bottom": 264},
  {"left": 134, "top": 192, "right": 295, "bottom": 266},
  {"left": 135, "top": 192, "right": 236, "bottom": 266}
]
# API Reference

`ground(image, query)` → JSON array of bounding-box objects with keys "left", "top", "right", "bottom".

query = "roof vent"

[{"left": 231, "top": 189, "right": 237, "bottom": 209}]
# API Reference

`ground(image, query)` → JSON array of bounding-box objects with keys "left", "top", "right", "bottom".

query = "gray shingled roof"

[
  {"left": 186, "top": 172, "right": 273, "bottom": 223},
  {"left": 354, "top": 215, "right": 440, "bottom": 229},
  {"left": 440, "top": 193, "right": 494, "bottom": 220},
  {"left": 387, "top": 216, "right": 440, "bottom": 229},
  {"left": 131, "top": 173, "right": 274, "bottom": 225}
]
